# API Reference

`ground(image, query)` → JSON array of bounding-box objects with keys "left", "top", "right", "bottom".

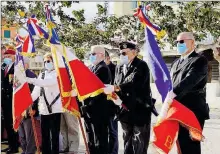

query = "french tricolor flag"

[
  {"left": 50, "top": 46, "right": 80, "bottom": 116},
  {"left": 13, "top": 52, "right": 33, "bottom": 131},
  {"left": 51, "top": 44, "right": 105, "bottom": 102}
]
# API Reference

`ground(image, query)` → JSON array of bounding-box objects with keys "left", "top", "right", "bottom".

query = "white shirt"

[
  {"left": 180, "top": 49, "right": 195, "bottom": 60},
  {"left": 30, "top": 70, "right": 63, "bottom": 115}
]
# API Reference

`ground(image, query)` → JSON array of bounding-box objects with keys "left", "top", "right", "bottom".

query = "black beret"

[{"left": 119, "top": 41, "right": 137, "bottom": 50}]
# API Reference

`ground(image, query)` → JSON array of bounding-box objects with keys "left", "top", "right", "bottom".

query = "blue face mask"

[
  {"left": 177, "top": 43, "right": 188, "bottom": 54},
  {"left": 89, "top": 55, "right": 97, "bottom": 64},
  {"left": 120, "top": 55, "right": 129, "bottom": 65},
  {"left": 45, "top": 62, "right": 54, "bottom": 71},
  {"left": 3, "top": 58, "right": 12, "bottom": 65}
]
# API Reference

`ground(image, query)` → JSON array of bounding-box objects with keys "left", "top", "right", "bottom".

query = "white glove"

[
  {"left": 103, "top": 84, "right": 115, "bottom": 94},
  {"left": 112, "top": 97, "right": 122, "bottom": 106},
  {"left": 71, "top": 89, "right": 77, "bottom": 97}
]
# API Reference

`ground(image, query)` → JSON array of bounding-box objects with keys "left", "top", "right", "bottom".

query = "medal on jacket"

[{"left": 9, "top": 74, "right": 14, "bottom": 83}]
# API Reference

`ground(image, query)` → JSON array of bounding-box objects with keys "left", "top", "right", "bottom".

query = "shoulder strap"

[{"left": 40, "top": 71, "right": 60, "bottom": 113}]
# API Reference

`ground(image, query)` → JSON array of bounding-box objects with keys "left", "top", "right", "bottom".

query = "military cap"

[{"left": 119, "top": 41, "right": 137, "bottom": 50}]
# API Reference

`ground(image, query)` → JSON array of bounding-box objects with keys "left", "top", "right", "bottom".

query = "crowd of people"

[{"left": 1, "top": 32, "right": 220, "bottom": 154}]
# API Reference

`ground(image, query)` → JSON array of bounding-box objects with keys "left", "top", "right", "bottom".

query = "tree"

[
  {"left": 2, "top": 1, "right": 219, "bottom": 58},
  {"left": 143, "top": 1, "right": 220, "bottom": 46}
]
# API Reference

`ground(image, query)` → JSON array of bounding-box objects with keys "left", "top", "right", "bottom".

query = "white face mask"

[
  {"left": 45, "top": 62, "right": 54, "bottom": 71},
  {"left": 120, "top": 55, "right": 129, "bottom": 65}
]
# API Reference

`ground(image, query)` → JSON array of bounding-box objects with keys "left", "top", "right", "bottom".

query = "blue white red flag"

[
  {"left": 134, "top": 4, "right": 204, "bottom": 154},
  {"left": 27, "top": 15, "right": 49, "bottom": 39},
  {"left": 45, "top": 4, "right": 60, "bottom": 44},
  {"left": 13, "top": 52, "right": 33, "bottom": 131},
  {"left": 22, "top": 33, "right": 36, "bottom": 55}
]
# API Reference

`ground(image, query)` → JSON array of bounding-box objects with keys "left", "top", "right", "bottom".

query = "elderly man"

[
  {"left": 170, "top": 32, "right": 210, "bottom": 154},
  {"left": 18, "top": 57, "right": 40, "bottom": 154},
  {"left": 114, "top": 41, "right": 153, "bottom": 154},
  {"left": 1, "top": 48, "right": 19, "bottom": 153},
  {"left": 82, "top": 45, "right": 112, "bottom": 154}
]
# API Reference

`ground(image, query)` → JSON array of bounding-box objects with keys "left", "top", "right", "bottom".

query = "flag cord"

[
  {"left": 30, "top": 108, "right": 40, "bottom": 154},
  {"left": 78, "top": 117, "right": 90, "bottom": 154}
]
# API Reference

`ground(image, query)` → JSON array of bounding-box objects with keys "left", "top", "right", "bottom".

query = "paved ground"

[{"left": 2, "top": 108, "right": 220, "bottom": 154}]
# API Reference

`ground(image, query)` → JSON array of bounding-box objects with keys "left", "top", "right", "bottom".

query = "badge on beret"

[{"left": 123, "top": 44, "right": 127, "bottom": 49}]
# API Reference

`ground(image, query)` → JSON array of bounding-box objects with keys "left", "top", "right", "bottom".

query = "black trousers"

[
  {"left": 108, "top": 117, "right": 118, "bottom": 154},
  {"left": 178, "top": 117, "right": 205, "bottom": 154},
  {"left": 41, "top": 113, "right": 61, "bottom": 154},
  {"left": 121, "top": 120, "right": 151, "bottom": 154},
  {"left": 84, "top": 115, "right": 109, "bottom": 154},
  {"left": 2, "top": 96, "right": 19, "bottom": 150}
]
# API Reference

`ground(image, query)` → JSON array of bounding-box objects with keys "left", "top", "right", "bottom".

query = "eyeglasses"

[
  {"left": 89, "top": 53, "right": 96, "bottom": 56},
  {"left": 44, "top": 60, "right": 51, "bottom": 63}
]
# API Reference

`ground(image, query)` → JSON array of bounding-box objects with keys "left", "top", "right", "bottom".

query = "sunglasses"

[
  {"left": 176, "top": 39, "right": 193, "bottom": 44},
  {"left": 44, "top": 60, "right": 51, "bottom": 63},
  {"left": 119, "top": 52, "right": 127, "bottom": 56}
]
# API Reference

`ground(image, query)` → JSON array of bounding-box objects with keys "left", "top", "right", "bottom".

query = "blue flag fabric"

[{"left": 144, "top": 27, "right": 172, "bottom": 102}]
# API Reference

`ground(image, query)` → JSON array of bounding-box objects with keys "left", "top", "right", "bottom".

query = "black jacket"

[
  {"left": 1, "top": 63, "right": 14, "bottom": 108},
  {"left": 114, "top": 57, "right": 152, "bottom": 125},
  {"left": 171, "top": 51, "right": 210, "bottom": 120},
  {"left": 107, "top": 62, "right": 116, "bottom": 84},
  {"left": 84, "top": 61, "right": 114, "bottom": 118}
]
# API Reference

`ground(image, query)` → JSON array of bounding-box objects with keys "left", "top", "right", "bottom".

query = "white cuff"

[{"left": 26, "top": 77, "right": 36, "bottom": 84}]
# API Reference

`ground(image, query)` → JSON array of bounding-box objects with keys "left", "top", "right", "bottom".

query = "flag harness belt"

[{"left": 40, "top": 71, "right": 60, "bottom": 113}]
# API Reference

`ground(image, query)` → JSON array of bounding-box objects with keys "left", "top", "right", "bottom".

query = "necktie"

[
  {"left": 4, "top": 66, "right": 8, "bottom": 77},
  {"left": 177, "top": 59, "right": 184, "bottom": 68}
]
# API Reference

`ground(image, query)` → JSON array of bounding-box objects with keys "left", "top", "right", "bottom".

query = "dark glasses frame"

[{"left": 44, "top": 60, "right": 52, "bottom": 63}]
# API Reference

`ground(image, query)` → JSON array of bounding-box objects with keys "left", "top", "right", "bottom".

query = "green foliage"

[{"left": 2, "top": 1, "right": 219, "bottom": 59}]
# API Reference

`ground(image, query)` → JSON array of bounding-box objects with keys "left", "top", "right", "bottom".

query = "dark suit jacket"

[
  {"left": 171, "top": 51, "right": 210, "bottom": 120},
  {"left": 1, "top": 63, "right": 14, "bottom": 108},
  {"left": 107, "top": 62, "right": 116, "bottom": 84},
  {"left": 114, "top": 57, "right": 152, "bottom": 125},
  {"left": 84, "top": 61, "right": 113, "bottom": 118}
]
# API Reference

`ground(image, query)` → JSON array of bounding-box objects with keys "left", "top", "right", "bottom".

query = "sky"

[{"left": 17, "top": 2, "right": 113, "bottom": 36}]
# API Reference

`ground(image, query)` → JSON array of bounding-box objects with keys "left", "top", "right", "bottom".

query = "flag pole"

[
  {"left": 30, "top": 108, "right": 40, "bottom": 154},
  {"left": 78, "top": 116, "right": 90, "bottom": 154}
]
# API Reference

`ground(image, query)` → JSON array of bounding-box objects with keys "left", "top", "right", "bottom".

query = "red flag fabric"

[
  {"left": 51, "top": 47, "right": 80, "bottom": 117},
  {"left": 152, "top": 99, "right": 203, "bottom": 154},
  {"left": 13, "top": 53, "right": 33, "bottom": 131},
  {"left": 51, "top": 44, "right": 105, "bottom": 102}
]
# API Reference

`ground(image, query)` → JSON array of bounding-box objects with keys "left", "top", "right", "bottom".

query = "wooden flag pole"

[
  {"left": 78, "top": 117, "right": 90, "bottom": 154},
  {"left": 30, "top": 108, "right": 40, "bottom": 154}
]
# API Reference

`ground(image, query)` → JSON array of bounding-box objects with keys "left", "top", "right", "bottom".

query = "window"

[
  {"left": 131, "top": 1, "right": 138, "bottom": 9},
  {"left": 4, "top": 30, "right": 11, "bottom": 38}
]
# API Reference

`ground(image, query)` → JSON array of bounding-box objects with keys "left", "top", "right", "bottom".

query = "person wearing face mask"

[
  {"left": 1, "top": 48, "right": 20, "bottom": 153},
  {"left": 1, "top": 47, "right": 19, "bottom": 153},
  {"left": 114, "top": 41, "right": 154, "bottom": 154},
  {"left": 25, "top": 53, "right": 63, "bottom": 154},
  {"left": 82, "top": 45, "right": 112, "bottom": 154},
  {"left": 170, "top": 32, "right": 209, "bottom": 154}
]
